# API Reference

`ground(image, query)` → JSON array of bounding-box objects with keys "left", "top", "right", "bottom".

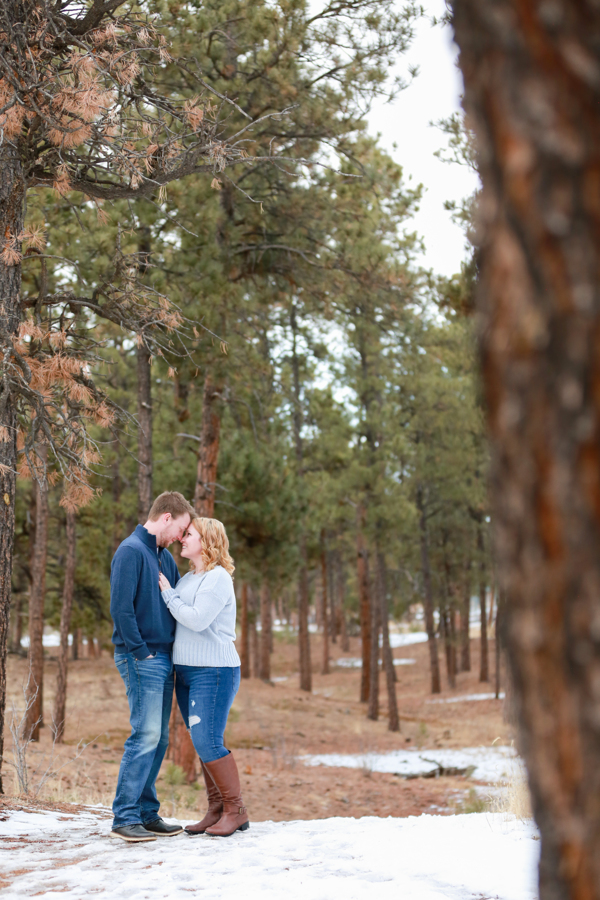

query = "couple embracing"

[{"left": 109, "top": 491, "right": 249, "bottom": 843}]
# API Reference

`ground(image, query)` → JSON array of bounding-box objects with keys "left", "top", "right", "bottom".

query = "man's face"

[{"left": 157, "top": 513, "right": 191, "bottom": 548}]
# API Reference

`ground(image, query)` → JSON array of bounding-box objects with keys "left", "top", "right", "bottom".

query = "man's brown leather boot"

[
  {"left": 184, "top": 762, "right": 223, "bottom": 835},
  {"left": 204, "top": 752, "right": 250, "bottom": 837}
]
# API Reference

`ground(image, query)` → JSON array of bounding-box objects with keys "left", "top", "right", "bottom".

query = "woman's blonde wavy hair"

[{"left": 190, "top": 517, "right": 235, "bottom": 575}]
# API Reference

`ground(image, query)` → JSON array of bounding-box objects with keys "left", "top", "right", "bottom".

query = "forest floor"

[{"left": 2, "top": 630, "right": 513, "bottom": 823}]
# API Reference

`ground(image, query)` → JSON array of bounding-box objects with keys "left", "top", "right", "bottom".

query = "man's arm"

[{"left": 110, "top": 546, "right": 149, "bottom": 659}]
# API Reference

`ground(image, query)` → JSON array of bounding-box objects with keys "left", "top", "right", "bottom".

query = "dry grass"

[{"left": 491, "top": 768, "right": 532, "bottom": 821}]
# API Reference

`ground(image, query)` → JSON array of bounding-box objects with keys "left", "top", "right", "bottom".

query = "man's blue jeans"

[
  {"left": 175, "top": 665, "right": 240, "bottom": 763},
  {"left": 112, "top": 651, "right": 173, "bottom": 828}
]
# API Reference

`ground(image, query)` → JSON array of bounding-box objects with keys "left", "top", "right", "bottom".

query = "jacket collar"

[{"left": 134, "top": 524, "right": 158, "bottom": 552}]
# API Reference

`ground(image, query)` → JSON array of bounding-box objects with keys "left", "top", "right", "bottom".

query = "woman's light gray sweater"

[{"left": 161, "top": 566, "right": 240, "bottom": 667}]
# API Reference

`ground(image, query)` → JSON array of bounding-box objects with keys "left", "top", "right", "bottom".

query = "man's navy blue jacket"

[{"left": 110, "top": 525, "right": 181, "bottom": 660}]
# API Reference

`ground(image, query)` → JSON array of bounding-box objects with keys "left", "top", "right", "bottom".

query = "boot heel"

[{"left": 238, "top": 821, "right": 250, "bottom": 832}]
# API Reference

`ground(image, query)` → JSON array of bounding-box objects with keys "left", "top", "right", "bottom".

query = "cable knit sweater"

[{"left": 160, "top": 566, "right": 240, "bottom": 667}]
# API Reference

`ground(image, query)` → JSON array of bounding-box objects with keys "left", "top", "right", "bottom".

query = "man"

[{"left": 109, "top": 491, "right": 195, "bottom": 842}]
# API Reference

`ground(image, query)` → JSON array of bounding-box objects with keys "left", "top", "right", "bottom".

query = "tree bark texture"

[
  {"left": 240, "top": 582, "right": 250, "bottom": 679},
  {"left": 495, "top": 592, "right": 503, "bottom": 701},
  {"left": 259, "top": 582, "right": 271, "bottom": 682},
  {"left": 137, "top": 343, "right": 153, "bottom": 524},
  {"left": 297, "top": 538, "right": 312, "bottom": 692},
  {"left": 356, "top": 506, "right": 371, "bottom": 703},
  {"left": 194, "top": 372, "right": 222, "bottom": 517},
  {"left": 377, "top": 552, "right": 400, "bottom": 732},
  {"left": 367, "top": 566, "right": 380, "bottom": 722},
  {"left": 25, "top": 449, "right": 48, "bottom": 742},
  {"left": 337, "top": 556, "right": 350, "bottom": 652},
  {"left": 416, "top": 487, "right": 441, "bottom": 694},
  {"left": 250, "top": 609, "right": 259, "bottom": 679},
  {"left": 72, "top": 628, "right": 80, "bottom": 662},
  {"left": 460, "top": 559, "right": 472, "bottom": 672},
  {"left": 321, "top": 539, "right": 330, "bottom": 675},
  {"left": 452, "top": 2, "right": 600, "bottom": 897},
  {"left": 0, "top": 141, "right": 24, "bottom": 791},
  {"left": 478, "top": 524, "right": 489, "bottom": 682},
  {"left": 112, "top": 456, "right": 122, "bottom": 555},
  {"left": 53, "top": 510, "right": 76, "bottom": 743},
  {"left": 328, "top": 550, "right": 337, "bottom": 643},
  {"left": 441, "top": 608, "right": 457, "bottom": 690}
]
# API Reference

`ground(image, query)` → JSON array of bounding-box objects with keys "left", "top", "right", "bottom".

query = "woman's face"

[{"left": 180, "top": 524, "right": 202, "bottom": 560}]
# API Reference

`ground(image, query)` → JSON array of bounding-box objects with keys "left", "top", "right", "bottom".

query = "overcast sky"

[{"left": 367, "top": 0, "right": 480, "bottom": 277}]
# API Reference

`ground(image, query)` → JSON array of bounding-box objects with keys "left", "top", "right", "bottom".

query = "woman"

[{"left": 158, "top": 516, "right": 249, "bottom": 837}]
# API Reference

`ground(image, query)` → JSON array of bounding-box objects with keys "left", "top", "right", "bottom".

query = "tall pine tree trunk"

[
  {"left": 259, "top": 582, "right": 271, "bottom": 682},
  {"left": 460, "top": 558, "right": 472, "bottom": 672},
  {"left": 328, "top": 549, "right": 337, "bottom": 643},
  {"left": 417, "top": 486, "right": 441, "bottom": 694},
  {"left": 0, "top": 140, "right": 24, "bottom": 790},
  {"left": 356, "top": 505, "right": 371, "bottom": 703},
  {"left": 367, "top": 565, "right": 380, "bottom": 721},
  {"left": 25, "top": 450, "right": 48, "bottom": 742},
  {"left": 240, "top": 582, "right": 250, "bottom": 679},
  {"left": 478, "top": 524, "right": 489, "bottom": 682},
  {"left": 194, "top": 372, "right": 221, "bottom": 517},
  {"left": 453, "top": 3, "right": 600, "bottom": 896},
  {"left": 250, "top": 588, "right": 259, "bottom": 679},
  {"left": 112, "top": 456, "right": 122, "bottom": 554},
  {"left": 137, "top": 343, "right": 153, "bottom": 524},
  {"left": 337, "top": 555, "right": 350, "bottom": 653},
  {"left": 54, "top": 509, "right": 76, "bottom": 743},
  {"left": 320, "top": 537, "right": 329, "bottom": 675},
  {"left": 290, "top": 304, "right": 311, "bottom": 692},
  {"left": 377, "top": 551, "right": 399, "bottom": 732},
  {"left": 495, "top": 592, "right": 503, "bottom": 701}
]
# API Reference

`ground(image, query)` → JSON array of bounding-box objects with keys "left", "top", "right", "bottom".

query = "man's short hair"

[{"left": 147, "top": 491, "right": 195, "bottom": 522}]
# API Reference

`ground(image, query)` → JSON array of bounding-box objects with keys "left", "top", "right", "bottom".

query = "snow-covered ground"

[
  {"left": 302, "top": 746, "right": 523, "bottom": 783},
  {"left": 388, "top": 632, "right": 428, "bottom": 647},
  {"left": 335, "top": 657, "right": 416, "bottom": 668},
  {"left": 427, "top": 692, "right": 506, "bottom": 704},
  {"left": 0, "top": 807, "right": 538, "bottom": 900}
]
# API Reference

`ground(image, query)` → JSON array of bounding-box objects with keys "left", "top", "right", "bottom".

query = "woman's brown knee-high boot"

[
  {"left": 204, "top": 752, "right": 250, "bottom": 836},
  {"left": 184, "top": 762, "right": 223, "bottom": 835}
]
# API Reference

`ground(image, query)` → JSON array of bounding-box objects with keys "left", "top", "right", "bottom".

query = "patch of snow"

[
  {"left": 20, "top": 631, "right": 70, "bottom": 649},
  {"left": 335, "top": 657, "right": 416, "bottom": 668},
  {"left": 427, "top": 692, "right": 506, "bottom": 704},
  {"left": 0, "top": 807, "right": 538, "bottom": 900},
  {"left": 302, "top": 746, "right": 523, "bottom": 783},
  {"left": 387, "top": 632, "right": 428, "bottom": 647}
]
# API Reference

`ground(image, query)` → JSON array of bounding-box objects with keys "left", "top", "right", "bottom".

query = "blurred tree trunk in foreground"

[{"left": 453, "top": 2, "right": 600, "bottom": 897}]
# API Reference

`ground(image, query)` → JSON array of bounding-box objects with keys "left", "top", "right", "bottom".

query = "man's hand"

[{"left": 158, "top": 572, "right": 171, "bottom": 592}]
